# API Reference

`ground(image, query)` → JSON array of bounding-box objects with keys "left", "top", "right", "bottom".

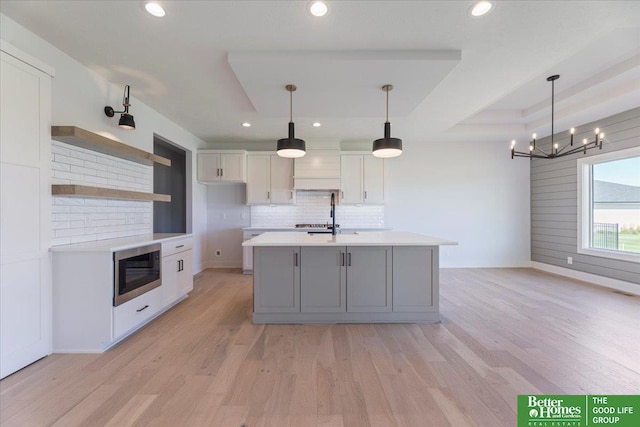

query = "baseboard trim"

[
  {"left": 204, "top": 261, "right": 242, "bottom": 269},
  {"left": 531, "top": 261, "right": 640, "bottom": 296}
]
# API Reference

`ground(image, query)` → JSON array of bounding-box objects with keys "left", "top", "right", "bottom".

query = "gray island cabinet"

[{"left": 244, "top": 232, "right": 457, "bottom": 323}]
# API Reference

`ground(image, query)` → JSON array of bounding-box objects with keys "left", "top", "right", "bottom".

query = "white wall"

[
  {"left": 1, "top": 14, "right": 209, "bottom": 272},
  {"left": 206, "top": 184, "right": 250, "bottom": 268},
  {"left": 385, "top": 138, "right": 531, "bottom": 268}
]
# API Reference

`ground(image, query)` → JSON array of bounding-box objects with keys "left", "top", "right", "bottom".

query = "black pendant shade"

[
  {"left": 373, "top": 122, "right": 403, "bottom": 158},
  {"left": 373, "top": 84, "right": 402, "bottom": 158},
  {"left": 277, "top": 84, "right": 306, "bottom": 158},
  {"left": 277, "top": 122, "right": 306, "bottom": 158},
  {"left": 118, "top": 113, "right": 136, "bottom": 130}
]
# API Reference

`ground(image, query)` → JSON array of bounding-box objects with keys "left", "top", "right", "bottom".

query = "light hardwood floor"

[{"left": 1, "top": 268, "right": 639, "bottom": 426}]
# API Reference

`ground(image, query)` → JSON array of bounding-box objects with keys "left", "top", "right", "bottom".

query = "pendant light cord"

[
  {"left": 386, "top": 87, "right": 389, "bottom": 123},
  {"left": 550, "top": 78, "right": 555, "bottom": 145},
  {"left": 290, "top": 88, "right": 293, "bottom": 123}
]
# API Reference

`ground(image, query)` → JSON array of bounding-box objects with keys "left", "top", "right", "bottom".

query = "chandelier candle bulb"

[{"left": 570, "top": 128, "right": 575, "bottom": 145}]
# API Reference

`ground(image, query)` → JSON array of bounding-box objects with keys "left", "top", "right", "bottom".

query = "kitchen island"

[{"left": 242, "top": 231, "right": 457, "bottom": 323}]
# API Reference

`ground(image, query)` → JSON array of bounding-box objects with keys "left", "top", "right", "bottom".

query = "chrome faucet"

[{"left": 330, "top": 192, "right": 337, "bottom": 235}]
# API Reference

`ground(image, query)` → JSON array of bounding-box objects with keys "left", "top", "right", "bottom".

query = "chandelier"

[{"left": 511, "top": 75, "right": 604, "bottom": 159}]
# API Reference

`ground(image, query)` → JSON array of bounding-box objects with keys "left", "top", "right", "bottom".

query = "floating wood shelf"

[
  {"left": 52, "top": 185, "right": 171, "bottom": 202},
  {"left": 51, "top": 126, "right": 171, "bottom": 167}
]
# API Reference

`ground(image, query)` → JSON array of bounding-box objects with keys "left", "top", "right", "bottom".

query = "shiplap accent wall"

[
  {"left": 531, "top": 107, "right": 640, "bottom": 285},
  {"left": 51, "top": 140, "right": 153, "bottom": 246}
]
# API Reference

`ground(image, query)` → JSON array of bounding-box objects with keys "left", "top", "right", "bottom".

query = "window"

[{"left": 577, "top": 146, "right": 640, "bottom": 262}]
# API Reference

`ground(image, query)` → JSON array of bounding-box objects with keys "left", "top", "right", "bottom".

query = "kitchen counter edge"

[
  {"left": 242, "top": 231, "right": 457, "bottom": 247},
  {"left": 49, "top": 233, "right": 193, "bottom": 253}
]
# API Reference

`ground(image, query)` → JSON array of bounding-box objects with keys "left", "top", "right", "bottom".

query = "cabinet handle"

[
  {"left": 220, "top": 168, "right": 223, "bottom": 177},
  {"left": 290, "top": 191, "right": 293, "bottom": 199},
  {"left": 216, "top": 168, "right": 220, "bottom": 177},
  {"left": 177, "top": 259, "right": 183, "bottom": 272},
  {"left": 348, "top": 252, "right": 352, "bottom": 266},
  {"left": 364, "top": 191, "right": 367, "bottom": 199},
  {"left": 267, "top": 191, "right": 270, "bottom": 199},
  {"left": 341, "top": 191, "right": 344, "bottom": 199},
  {"left": 176, "top": 244, "right": 184, "bottom": 249},
  {"left": 136, "top": 305, "right": 149, "bottom": 313},
  {"left": 340, "top": 252, "right": 345, "bottom": 266},
  {"left": 294, "top": 252, "right": 299, "bottom": 267}
]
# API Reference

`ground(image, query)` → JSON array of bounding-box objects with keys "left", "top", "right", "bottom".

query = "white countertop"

[
  {"left": 49, "top": 233, "right": 192, "bottom": 253},
  {"left": 242, "top": 231, "right": 457, "bottom": 247},
  {"left": 243, "top": 227, "right": 389, "bottom": 232}
]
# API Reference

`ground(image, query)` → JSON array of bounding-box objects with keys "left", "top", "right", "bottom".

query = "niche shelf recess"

[{"left": 51, "top": 126, "right": 172, "bottom": 202}]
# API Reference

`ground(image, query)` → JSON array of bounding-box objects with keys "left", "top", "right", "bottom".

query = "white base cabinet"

[
  {"left": 161, "top": 237, "right": 193, "bottom": 306},
  {"left": 52, "top": 236, "right": 194, "bottom": 353}
]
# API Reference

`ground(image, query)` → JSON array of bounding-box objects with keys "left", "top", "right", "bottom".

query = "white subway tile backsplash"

[
  {"left": 51, "top": 141, "right": 153, "bottom": 246},
  {"left": 250, "top": 190, "right": 384, "bottom": 228}
]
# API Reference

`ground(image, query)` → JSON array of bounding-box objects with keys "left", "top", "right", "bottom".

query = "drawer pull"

[
  {"left": 176, "top": 244, "right": 185, "bottom": 249},
  {"left": 136, "top": 305, "right": 149, "bottom": 313}
]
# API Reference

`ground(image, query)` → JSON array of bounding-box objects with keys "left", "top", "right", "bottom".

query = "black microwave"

[{"left": 113, "top": 243, "right": 161, "bottom": 306}]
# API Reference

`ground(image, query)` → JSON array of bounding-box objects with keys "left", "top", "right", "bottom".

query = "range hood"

[{"left": 294, "top": 149, "right": 341, "bottom": 190}]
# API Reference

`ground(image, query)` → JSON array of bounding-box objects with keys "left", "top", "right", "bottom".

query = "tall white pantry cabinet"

[{"left": 0, "top": 42, "right": 54, "bottom": 379}]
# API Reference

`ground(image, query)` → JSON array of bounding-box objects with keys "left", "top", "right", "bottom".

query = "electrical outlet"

[
  {"left": 567, "top": 256, "right": 573, "bottom": 265},
  {"left": 215, "top": 250, "right": 222, "bottom": 257}
]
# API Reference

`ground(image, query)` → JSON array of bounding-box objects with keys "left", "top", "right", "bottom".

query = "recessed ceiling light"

[
  {"left": 312, "top": 122, "right": 322, "bottom": 127},
  {"left": 469, "top": 1, "right": 494, "bottom": 17},
  {"left": 242, "top": 122, "right": 251, "bottom": 128},
  {"left": 144, "top": 2, "right": 166, "bottom": 17},
  {"left": 308, "top": 1, "right": 329, "bottom": 17}
]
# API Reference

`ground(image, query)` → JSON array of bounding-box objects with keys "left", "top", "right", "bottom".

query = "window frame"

[{"left": 577, "top": 146, "right": 640, "bottom": 263}]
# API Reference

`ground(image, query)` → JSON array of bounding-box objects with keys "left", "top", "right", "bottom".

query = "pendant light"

[
  {"left": 373, "top": 84, "right": 403, "bottom": 158},
  {"left": 277, "top": 84, "right": 306, "bottom": 158}
]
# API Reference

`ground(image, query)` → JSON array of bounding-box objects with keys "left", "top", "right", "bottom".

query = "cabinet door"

[
  {"left": 1, "top": 51, "right": 52, "bottom": 379},
  {"left": 220, "top": 153, "right": 246, "bottom": 182},
  {"left": 254, "top": 247, "right": 300, "bottom": 313},
  {"left": 393, "top": 247, "right": 437, "bottom": 313},
  {"left": 363, "top": 155, "right": 385, "bottom": 204},
  {"left": 346, "top": 246, "right": 392, "bottom": 312},
  {"left": 269, "top": 156, "right": 295, "bottom": 204},
  {"left": 161, "top": 253, "right": 180, "bottom": 306},
  {"left": 178, "top": 249, "right": 193, "bottom": 295},
  {"left": 340, "top": 155, "right": 363, "bottom": 204},
  {"left": 300, "top": 246, "right": 346, "bottom": 313},
  {"left": 197, "top": 153, "right": 221, "bottom": 183},
  {"left": 246, "top": 155, "right": 271, "bottom": 204}
]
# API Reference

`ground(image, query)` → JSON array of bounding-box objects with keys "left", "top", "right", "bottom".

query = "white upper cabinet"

[
  {"left": 246, "top": 153, "right": 294, "bottom": 205},
  {"left": 340, "top": 153, "right": 385, "bottom": 205},
  {"left": 197, "top": 150, "right": 247, "bottom": 183}
]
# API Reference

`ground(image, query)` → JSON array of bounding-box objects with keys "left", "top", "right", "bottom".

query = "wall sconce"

[{"left": 104, "top": 85, "right": 136, "bottom": 130}]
